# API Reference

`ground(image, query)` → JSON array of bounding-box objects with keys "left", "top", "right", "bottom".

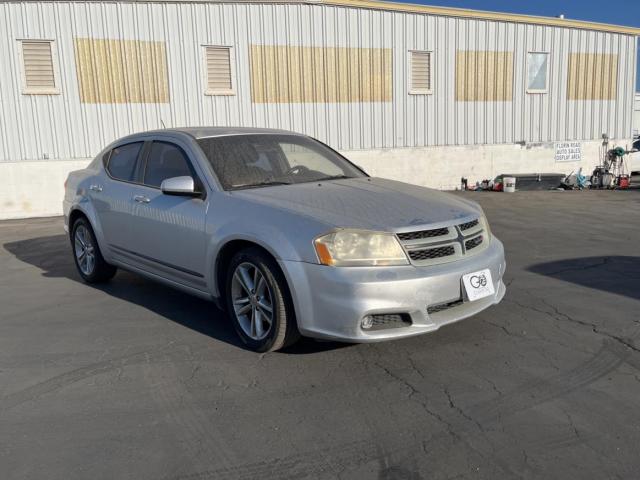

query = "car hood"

[{"left": 230, "top": 177, "right": 481, "bottom": 232}]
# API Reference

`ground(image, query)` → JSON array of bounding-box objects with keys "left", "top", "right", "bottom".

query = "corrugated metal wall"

[
  {"left": 634, "top": 93, "right": 640, "bottom": 135},
  {"left": 0, "top": 1, "right": 637, "bottom": 162}
]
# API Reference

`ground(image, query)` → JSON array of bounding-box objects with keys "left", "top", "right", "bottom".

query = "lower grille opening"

[
  {"left": 408, "top": 245, "right": 455, "bottom": 261},
  {"left": 362, "top": 313, "right": 412, "bottom": 331},
  {"left": 427, "top": 298, "right": 464, "bottom": 315}
]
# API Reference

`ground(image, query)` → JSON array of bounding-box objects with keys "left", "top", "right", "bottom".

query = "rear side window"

[
  {"left": 144, "top": 142, "right": 194, "bottom": 188},
  {"left": 107, "top": 143, "right": 143, "bottom": 181}
]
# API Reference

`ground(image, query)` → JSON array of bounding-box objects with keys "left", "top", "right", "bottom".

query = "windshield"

[{"left": 196, "top": 134, "right": 366, "bottom": 190}]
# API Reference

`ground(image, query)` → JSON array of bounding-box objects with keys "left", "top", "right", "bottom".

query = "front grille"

[
  {"left": 397, "top": 217, "right": 485, "bottom": 266},
  {"left": 397, "top": 227, "right": 449, "bottom": 241},
  {"left": 459, "top": 219, "right": 479, "bottom": 231},
  {"left": 465, "top": 235, "right": 483, "bottom": 251},
  {"left": 367, "top": 314, "right": 412, "bottom": 331},
  {"left": 427, "top": 298, "right": 464, "bottom": 315},
  {"left": 408, "top": 246, "right": 455, "bottom": 261}
]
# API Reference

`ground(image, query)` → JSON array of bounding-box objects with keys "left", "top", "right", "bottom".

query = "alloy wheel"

[
  {"left": 231, "top": 262, "right": 274, "bottom": 341},
  {"left": 74, "top": 225, "right": 96, "bottom": 276}
]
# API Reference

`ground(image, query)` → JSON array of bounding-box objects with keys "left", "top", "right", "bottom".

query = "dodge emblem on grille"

[{"left": 455, "top": 227, "right": 467, "bottom": 253}]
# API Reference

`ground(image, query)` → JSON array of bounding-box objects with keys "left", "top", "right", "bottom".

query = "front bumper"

[
  {"left": 62, "top": 199, "right": 71, "bottom": 233},
  {"left": 280, "top": 237, "right": 506, "bottom": 342}
]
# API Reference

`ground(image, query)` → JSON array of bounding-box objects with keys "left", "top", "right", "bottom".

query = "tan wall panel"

[
  {"left": 249, "top": 45, "right": 392, "bottom": 103},
  {"left": 74, "top": 38, "right": 169, "bottom": 104},
  {"left": 567, "top": 53, "right": 618, "bottom": 100},
  {"left": 455, "top": 50, "right": 513, "bottom": 101}
]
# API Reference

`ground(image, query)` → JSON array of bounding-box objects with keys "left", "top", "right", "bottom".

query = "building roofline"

[
  {"left": 323, "top": 0, "right": 640, "bottom": 35},
  {"left": 7, "top": 0, "right": 640, "bottom": 35}
]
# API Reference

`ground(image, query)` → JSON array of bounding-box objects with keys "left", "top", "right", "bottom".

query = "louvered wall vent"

[
  {"left": 205, "top": 46, "right": 234, "bottom": 95},
  {"left": 410, "top": 50, "right": 432, "bottom": 94},
  {"left": 21, "top": 40, "right": 58, "bottom": 94}
]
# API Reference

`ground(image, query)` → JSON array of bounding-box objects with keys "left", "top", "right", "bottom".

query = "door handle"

[
  {"left": 89, "top": 184, "right": 103, "bottom": 192},
  {"left": 133, "top": 195, "right": 150, "bottom": 204}
]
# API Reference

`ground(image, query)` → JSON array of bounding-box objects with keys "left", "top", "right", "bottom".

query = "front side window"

[
  {"left": 197, "top": 135, "right": 365, "bottom": 190},
  {"left": 527, "top": 52, "right": 549, "bottom": 93},
  {"left": 106, "top": 142, "right": 143, "bottom": 181},
  {"left": 144, "top": 142, "right": 194, "bottom": 188}
]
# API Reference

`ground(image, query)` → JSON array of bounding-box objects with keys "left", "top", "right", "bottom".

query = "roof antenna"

[{"left": 160, "top": 118, "right": 166, "bottom": 129}]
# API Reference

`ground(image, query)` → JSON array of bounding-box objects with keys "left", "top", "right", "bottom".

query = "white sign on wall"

[{"left": 554, "top": 142, "right": 582, "bottom": 162}]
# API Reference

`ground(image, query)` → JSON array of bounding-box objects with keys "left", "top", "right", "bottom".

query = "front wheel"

[
  {"left": 71, "top": 217, "right": 117, "bottom": 283},
  {"left": 225, "top": 248, "right": 300, "bottom": 352}
]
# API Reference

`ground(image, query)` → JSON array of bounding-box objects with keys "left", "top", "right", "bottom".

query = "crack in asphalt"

[
  {"left": 510, "top": 292, "right": 640, "bottom": 354},
  {"left": 443, "top": 387, "right": 485, "bottom": 433},
  {"left": 481, "top": 318, "right": 519, "bottom": 337},
  {"left": 371, "top": 360, "right": 473, "bottom": 449},
  {"left": 476, "top": 373, "right": 503, "bottom": 396}
]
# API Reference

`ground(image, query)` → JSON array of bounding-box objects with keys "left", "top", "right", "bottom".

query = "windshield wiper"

[
  {"left": 231, "top": 180, "right": 292, "bottom": 190},
  {"left": 315, "top": 175, "right": 354, "bottom": 182}
]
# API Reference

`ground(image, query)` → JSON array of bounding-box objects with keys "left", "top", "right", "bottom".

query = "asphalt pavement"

[{"left": 1, "top": 189, "right": 639, "bottom": 480}]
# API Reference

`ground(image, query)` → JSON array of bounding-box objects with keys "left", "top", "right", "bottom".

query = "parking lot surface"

[{"left": 1, "top": 190, "right": 640, "bottom": 480}]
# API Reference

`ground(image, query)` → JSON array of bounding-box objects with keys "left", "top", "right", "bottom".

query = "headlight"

[{"left": 314, "top": 230, "right": 409, "bottom": 267}]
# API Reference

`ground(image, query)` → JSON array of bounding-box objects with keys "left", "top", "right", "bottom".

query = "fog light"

[{"left": 361, "top": 316, "right": 374, "bottom": 330}]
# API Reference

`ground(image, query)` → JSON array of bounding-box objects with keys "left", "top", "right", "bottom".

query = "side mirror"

[{"left": 160, "top": 176, "right": 200, "bottom": 197}]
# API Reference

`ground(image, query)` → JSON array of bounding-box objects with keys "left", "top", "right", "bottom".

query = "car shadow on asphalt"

[
  {"left": 527, "top": 256, "right": 640, "bottom": 301},
  {"left": 3, "top": 234, "right": 349, "bottom": 355}
]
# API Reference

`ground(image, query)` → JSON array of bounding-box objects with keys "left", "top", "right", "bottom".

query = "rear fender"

[{"left": 66, "top": 183, "right": 109, "bottom": 261}]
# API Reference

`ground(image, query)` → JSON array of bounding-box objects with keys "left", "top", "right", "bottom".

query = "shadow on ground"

[
  {"left": 2, "top": 234, "right": 347, "bottom": 355},
  {"left": 528, "top": 256, "right": 640, "bottom": 301}
]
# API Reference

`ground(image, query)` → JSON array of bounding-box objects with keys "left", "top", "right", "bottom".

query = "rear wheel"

[
  {"left": 225, "top": 248, "right": 300, "bottom": 352},
  {"left": 71, "top": 217, "right": 117, "bottom": 283}
]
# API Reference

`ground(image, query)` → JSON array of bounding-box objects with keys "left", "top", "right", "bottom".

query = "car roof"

[
  {"left": 177, "top": 126, "right": 304, "bottom": 139},
  {"left": 117, "top": 127, "right": 305, "bottom": 143}
]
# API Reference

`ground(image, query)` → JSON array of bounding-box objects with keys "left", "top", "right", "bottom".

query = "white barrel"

[{"left": 503, "top": 176, "right": 516, "bottom": 193}]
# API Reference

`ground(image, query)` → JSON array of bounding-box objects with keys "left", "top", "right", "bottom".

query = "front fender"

[
  {"left": 203, "top": 194, "right": 334, "bottom": 297},
  {"left": 205, "top": 226, "right": 303, "bottom": 298}
]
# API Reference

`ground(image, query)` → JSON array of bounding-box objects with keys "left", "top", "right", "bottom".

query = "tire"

[
  {"left": 71, "top": 217, "right": 117, "bottom": 283},
  {"left": 225, "top": 247, "right": 300, "bottom": 352}
]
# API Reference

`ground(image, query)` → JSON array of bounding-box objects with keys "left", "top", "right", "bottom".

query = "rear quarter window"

[{"left": 106, "top": 142, "right": 143, "bottom": 182}]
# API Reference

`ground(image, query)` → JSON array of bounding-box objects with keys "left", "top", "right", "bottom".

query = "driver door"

[{"left": 124, "top": 140, "right": 208, "bottom": 291}]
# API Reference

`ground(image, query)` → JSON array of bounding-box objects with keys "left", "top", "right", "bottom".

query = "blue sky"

[{"left": 405, "top": 0, "right": 640, "bottom": 91}]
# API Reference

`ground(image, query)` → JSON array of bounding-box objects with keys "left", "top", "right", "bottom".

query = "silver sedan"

[{"left": 63, "top": 127, "right": 506, "bottom": 352}]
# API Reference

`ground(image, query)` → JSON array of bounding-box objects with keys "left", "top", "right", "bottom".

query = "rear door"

[
  {"left": 91, "top": 142, "right": 145, "bottom": 262},
  {"left": 124, "top": 140, "right": 208, "bottom": 291}
]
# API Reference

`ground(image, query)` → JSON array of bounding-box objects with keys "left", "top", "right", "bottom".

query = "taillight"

[{"left": 64, "top": 179, "right": 68, "bottom": 189}]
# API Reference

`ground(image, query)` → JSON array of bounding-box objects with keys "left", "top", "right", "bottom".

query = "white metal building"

[
  {"left": 1, "top": 0, "right": 638, "bottom": 219},
  {"left": 634, "top": 93, "right": 640, "bottom": 137}
]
